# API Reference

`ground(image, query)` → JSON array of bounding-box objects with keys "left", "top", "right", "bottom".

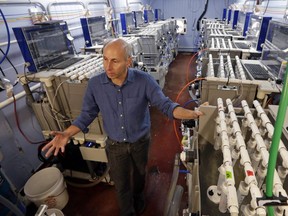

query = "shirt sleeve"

[
  {"left": 72, "top": 79, "right": 100, "bottom": 131},
  {"left": 145, "top": 74, "right": 179, "bottom": 119}
]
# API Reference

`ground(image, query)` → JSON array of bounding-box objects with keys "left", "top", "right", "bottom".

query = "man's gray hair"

[{"left": 103, "top": 38, "right": 132, "bottom": 59}]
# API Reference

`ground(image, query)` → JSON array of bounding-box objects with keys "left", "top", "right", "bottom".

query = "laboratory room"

[{"left": 1, "top": 0, "right": 288, "bottom": 215}]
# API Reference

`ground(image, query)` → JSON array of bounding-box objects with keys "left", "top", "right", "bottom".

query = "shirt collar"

[{"left": 100, "top": 68, "right": 135, "bottom": 85}]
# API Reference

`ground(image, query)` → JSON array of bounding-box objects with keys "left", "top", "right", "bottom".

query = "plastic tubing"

[
  {"left": 0, "top": 195, "right": 24, "bottom": 216},
  {"left": 266, "top": 65, "right": 288, "bottom": 216}
]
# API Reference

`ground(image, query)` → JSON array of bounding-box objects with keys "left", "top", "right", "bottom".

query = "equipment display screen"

[
  {"left": 266, "top": 20, "right": 288, "bottom": 51},
  {"left": 23, "top": 22, "right": 73, "bottom": 70},
  {"left": 87, "top": 16, "right": 109, "bottom": 45},
  {"left": 236, "top": 12, "right": 245, "bottom": 32},
  {"left": 135, "top": 11, "right": 144, "bottom": 27}
]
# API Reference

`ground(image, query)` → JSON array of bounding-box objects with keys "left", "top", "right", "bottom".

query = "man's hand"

[
  {"left": 173, "top": 106, "right": 204, "bottom": 120},
  {"left": 191, "top": 110, "right": 204, "bottom": 119},
  {"left": 42, "top": 131, "right": 70, "bottom": 157}
]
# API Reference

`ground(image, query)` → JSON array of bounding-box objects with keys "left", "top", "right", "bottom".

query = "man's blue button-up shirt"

[{"left": 72, "top": 68, "right": 179, "bottom": 143}]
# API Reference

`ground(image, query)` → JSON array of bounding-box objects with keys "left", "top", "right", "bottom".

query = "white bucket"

[
  {"left": 24, "top": 167, "right": 69, "bottom": 210},
  {"left": 45, "top": 208, "right": 64, "bottom": 216}
]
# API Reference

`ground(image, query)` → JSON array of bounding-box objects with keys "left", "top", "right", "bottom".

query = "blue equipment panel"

[
  {"left": 243, "top": 12, "right": 253, "bottom": 36},
  {"left": 222, "top": 8, "right": 227, "bottom": 21},
  {"left": 232, "top": 10, "right": 239, "bottom": 29},
  {"left": 144, "top": 10, "right": 154, "bottom": 23},
  {"left": 120, "top": 12, "right": 135, "bottom": 35},
  {"left": 154, "top": 9, "right": 162, "bottom": 21},
  {"left": 227, "top": 9, "right": 232, "bottom": 24}
]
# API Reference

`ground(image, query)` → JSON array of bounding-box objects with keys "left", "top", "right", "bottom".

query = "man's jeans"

[{"left": 105, "top": 134, "right": 150, "bottom": 216}]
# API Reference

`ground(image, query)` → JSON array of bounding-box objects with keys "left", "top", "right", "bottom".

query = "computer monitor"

[
  {"left": 262, "top": 20, "right": 288, "bottom": 65},
  {"left": 133, "top": 11, "right": 144, "bottom": 28},
  {"left": 236, "top": 12, "right": 252, "bottom": 36},
  {"left": 144, "top": 10, "right": 154, "bottom": 23},
  {"left": 154, "top": 9, "right": 162, "bottom": 21},
  {"left": 246, "top": 15, "right": 272, "bottom": 51},
  {"left": 266, "top": 20, "right": 288, "bottom": 51},
  {"left": 80, "top": 16, "right": 109, "bottom": 47},
  {"left": 120, "top": 12, "right": 136, "bottom": 35},
  {"left": 13, "top": 22, "right": 74, "bottom": 72}
]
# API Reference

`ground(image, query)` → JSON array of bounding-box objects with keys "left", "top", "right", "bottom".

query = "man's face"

[{"left": 103, "top": 41, "right": 132, "bottom": 82}]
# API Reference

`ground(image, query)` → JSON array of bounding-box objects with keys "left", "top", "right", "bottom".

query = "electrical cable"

[
  {"left": 40, "top": 101, "right": 53, "bottom": 131},
  {"left": 0, "top": 67, "right": 5, "bottom": 77},
  {"left": 0, "top": 9, "right": 11, "bottom": 65},
  {"left": 263, "top": 0, "right": 270, "bottom": 15},
  {"left": 12, "top": 94, "right": 47, "bottom": 145},
  {"left": 173, "top": 77, "right": 207, "bottom": 147},
  {"left": 0, "top": 48, "right": 18, "bottom": 74},
  {"left": 41, "top": 98, "right": 73, "bottom": 123},
  {"left": 23, "top": 63, "right": 38, "bottom": 84},
  {"left": 225, "top": 65, "right": 231, "bottom": 86},
  {"left": 231, "top": 80, "right": 244, "bottom": 107},
  {"left": 196, "top": 0, "right": 209, "bottom": 31},
  {"left": 183, "top": 99, "right": 199, "bottom": 108}
]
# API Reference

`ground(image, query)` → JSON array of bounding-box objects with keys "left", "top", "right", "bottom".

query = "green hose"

[{"left": 266, "top": 65, "right": 288, "bottom": 215}]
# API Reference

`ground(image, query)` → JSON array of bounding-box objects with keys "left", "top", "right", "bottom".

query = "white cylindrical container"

[
  {"left": 45, "top": 208, "right": 64, "bottom": 216},
  {"left": 24, "top": 167, "right": 69, "bottom": 210}
]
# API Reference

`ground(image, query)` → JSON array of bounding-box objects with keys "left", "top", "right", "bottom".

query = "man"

[{"left": 42, "top": 38, "right": 203, "bottom": 216}]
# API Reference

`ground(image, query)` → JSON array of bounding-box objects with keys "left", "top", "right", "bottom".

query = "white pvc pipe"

[
  {"left": 241, "top": 100, "right": 269, "bottom": 167},
  {"left": 250, "top": 184, "right": 266, "bottom": 215},
  {"left": 208, "top": 54, "right": 214, "bottom": 77},
  {"left": 228, "top": 39, "right": 233, "bottom": 49},
  {"left": 235, "top": 55, "right": 246, "bottom": 80},
  {"left": 253, "top": 100, "right": 288, "bottom": 169},
  {"left": 219, "top": 55, "right": 225, "bottom": 78},
  {"left": 219, "top": 185, "right": 228, "bottom": 213},
  {"left": 0, "top": 40, "right": 17, "bottom": 47},
  {"left": 211, "top": 38, "right": 215, "bottom": 49},
  {"left": 216, "top": 98, "right": 239, "bottom": 214},
  {"left": 227, "top": 55, "right": 235, "bottom": 79},
  {"left": 0, "top": 83, "right": 41, "bottom": 109},
  {"left": 226, "top": 98, "right": 265, "bottom": 214},
  {"left": 227, "top": 185, "right": 239, "bottom": 215},
  {"left": 221, "top": 38, "right": 227, "bottom": 49},
  {"left": 216, "top": 38, "right": 221, "bottom": 49},
  {"left": 237, "top": 181, "right": 249, "bottom": 205}
]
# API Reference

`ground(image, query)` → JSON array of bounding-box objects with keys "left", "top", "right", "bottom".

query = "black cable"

[
  {"left": 197, "top": 0, "right": 209, "bottom": 31},
  {"left": 40, "top": 99, "right": 52, "bottom": 131},
  {"left": 226, "top": 64, "right": 231, "bottom": 86},
  {"left": 0, "top": 66, "right": 5, "bottom": 77},
  {"left": 23, "top": 63, "right": 38, "bottom": 83},
  {"left": 226, "top": 74, "right": 230, "bottom": 86},
  {"left": 0, "top": 47, "right": 18, "bottom": 74}
]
